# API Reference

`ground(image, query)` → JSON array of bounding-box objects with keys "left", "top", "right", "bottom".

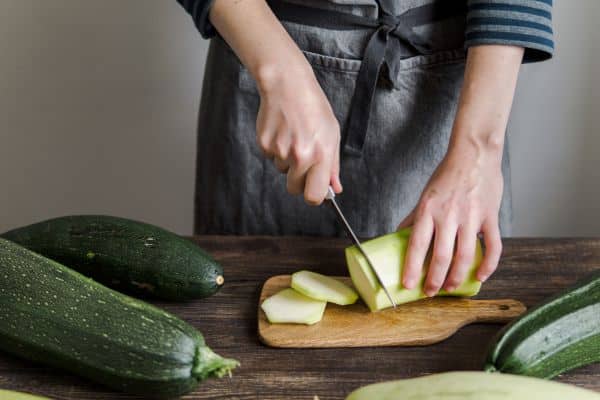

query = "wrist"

[
  {"left": 448, "top": 109, "right": 507, "bottom": 167},
  {"left": 253, "top": 54, "right": 314, "bottom": 95},
  {"left": 448, "top": 127, "right": 505, "bottom": 168}
]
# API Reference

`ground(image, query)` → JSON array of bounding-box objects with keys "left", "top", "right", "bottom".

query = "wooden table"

[{"left": 0, "top": 237, "right": 599, "bottom": 399}]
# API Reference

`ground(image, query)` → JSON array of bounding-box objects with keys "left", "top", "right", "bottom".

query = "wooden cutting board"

[{"left": 258, "top": 275, "right": 526, "bottom": 348}]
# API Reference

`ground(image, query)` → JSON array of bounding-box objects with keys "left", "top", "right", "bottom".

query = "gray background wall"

[{"left": 0, "top": 1, "right": 598, "bottom": 236}]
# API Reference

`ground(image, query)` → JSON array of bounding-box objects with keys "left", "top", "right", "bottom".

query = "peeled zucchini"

[
  {"left": 0, "top": 390, "right": 50, "bottom": 400},
  {"left": 346, "top": 229, "right": 483, "bottom": 311},
  {"left": 345, "top": 371, "right": 600, "bottom": 400}
]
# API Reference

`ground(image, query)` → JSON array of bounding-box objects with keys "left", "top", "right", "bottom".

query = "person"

[{"left": 176, "top": 0, "right": 553, "bottom": 296}]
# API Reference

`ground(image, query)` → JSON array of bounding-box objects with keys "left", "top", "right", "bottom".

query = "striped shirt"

[{"left": 177, "top": 0, "right": 554, "bottom": 62}]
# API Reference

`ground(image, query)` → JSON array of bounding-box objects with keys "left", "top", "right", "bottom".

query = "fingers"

[
  {"left": 330, "top": 138, "right": 343, "bottom": 193},
  {"left": 256, "top": 107, "right": 278, "bottom": 159},
  {"left": 477, "top": 218, "right": 503, "bottom": 282},
  {"left": 262, "top": 116, "right": 292, "bottom": 173},
  {"left": 257, "top": 96, "right": 340, "bottom": 203},
  {"left": 304, "top": 151, "right": 332, "bottom": 205},
  {"left": 444, "top": 223, "right": 478, "bottom": 292},
  {"left": 285, "top": 135, "right": 335, "bottom": 202},
  {"left": 287, "top": 123, "right": 339, "bottom": 203},
  {"left": 402, "top": 214, "right": 434, "bottom": 289},
  {"left": 424, "top": 221, "right": 458, "bottom": 297},
  {"left": 271, "top": 124, "right": 292, "bottom": 162},
  {"left": 274, "top": 157, "right": 290, "bottom": 173},
  {"left": 287, "top": 141, "right": 314, "bottom": 195}
]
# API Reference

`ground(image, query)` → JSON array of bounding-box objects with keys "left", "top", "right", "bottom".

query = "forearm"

[
  {"left": 209, "top": 0, "right": 311, "bottom": 92},
  {"left": 402, "top": 45, "right": 524, "bottom": 292},
  {"left": 210, "top": 0, "right": 341, "bottom": 203},
  {"left": 449, "top": 45, "right": 524, "bottom": 164}
]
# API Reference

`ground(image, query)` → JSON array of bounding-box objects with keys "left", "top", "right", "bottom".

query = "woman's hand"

[
  {"left": 398, "top": 143, "right": 504, "bottom": 296},
  {"left": 398, "top": 44, "right": 525, "bottom": 295},
  {"left": 256, "top": 65, "right": 343, "bottom": 205},
  {"left": 209, "top": 0, "right": 342, "bottom": 205}
]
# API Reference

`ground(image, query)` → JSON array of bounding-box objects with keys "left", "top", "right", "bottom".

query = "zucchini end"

[
  {"left": 193, "top": 346, "right": 239, "bottom": 380},
  {"left": 483, "top": 363, "right": 498, "bottom": 373}
]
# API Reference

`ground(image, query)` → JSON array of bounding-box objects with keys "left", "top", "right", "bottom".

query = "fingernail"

[
  {"left": 477, "top": 273, "right": 488, "bottom": 282},
  {"left": 445, "top": 285, "right": 456, "bottom": 292},
  {"left": 403, "top": 279, "right": 415, "bottom": 289}
]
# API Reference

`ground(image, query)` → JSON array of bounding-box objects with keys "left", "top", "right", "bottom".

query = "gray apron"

[{"left": 194, "top": 0, "right": 513, "bottom": 237}]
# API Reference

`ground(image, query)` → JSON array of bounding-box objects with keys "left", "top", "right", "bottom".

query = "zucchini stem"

[
  {"left": 483, "top": 364, "right": 498, "bottom": 373},
  {"left": 193, "top": 346, "right": 239, "bottom": 380}
]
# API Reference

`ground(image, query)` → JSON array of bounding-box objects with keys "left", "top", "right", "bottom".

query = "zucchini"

[
  {"left": 291, "top": 270, "right": 358, "bottom": 305},
  {"left": 0, "top": 390, "right": 50, "bottom": 400},
  {"left": 0, "top": 238, "right": 238, "bottom": 398},
  {"left": 346, "top": 228, "right": 483, "bottom": 311},
  {"left": 345, "top": 371, "right": 600, "bottom": 400},
  {"left": 261, "top": 288, "right": 327, "bottom": 325},
  {"left": 484, "top": 270, "right": 600, "bottom": 378},
  {"left": 1, "top": 215, "right": 224, "bottom": 301}
]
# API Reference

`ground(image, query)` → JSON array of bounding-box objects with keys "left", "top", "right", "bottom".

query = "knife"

[{"left": 325, "top": 186, "right": 397, "bottom": 308}]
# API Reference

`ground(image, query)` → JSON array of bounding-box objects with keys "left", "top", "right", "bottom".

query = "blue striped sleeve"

[
  {"left": 176, "top": 0, "right": 216, "bottom": 39},
  {"left": 465, "top": 0, "right": 554, "bottom": 62}
]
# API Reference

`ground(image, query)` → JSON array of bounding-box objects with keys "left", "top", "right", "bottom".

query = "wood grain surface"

[
  {"left": 258, "top": 275, "right": 526, "bottom": 348},
  {"left": 0, "top": 236, "right": 599, "bottom": 399}
]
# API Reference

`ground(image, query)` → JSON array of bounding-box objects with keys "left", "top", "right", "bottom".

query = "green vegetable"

[
  {"left": 345, "top": 371, "right": 600, "bottom": 400},
  {"left": 346, "top": 228, "right": 483, "bottom": 311},
  {"left": 261, "top": 288, "right": 326, "bottom": 325},
  {"left": 1, "top": 215, "right": 224, "bottom": 301},
  {"left": 0, "top": 238, "right": 238, "bottom": 398},
  {"left": 0, "top": 390, "right": 50, "bottom": 400},
  {"left": 291, "top": 270, "right": 358, "bottom": 305},
  {"left": 484, "top": 270, "right": 600, "bottom": 378}
]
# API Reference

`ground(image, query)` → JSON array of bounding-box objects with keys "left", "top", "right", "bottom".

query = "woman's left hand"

[
  {"left": 397, "top": 44, "right": 524, "bottom": 296},
  {"left": 398, "top": 142, "right": 504, "bottom": 296}
]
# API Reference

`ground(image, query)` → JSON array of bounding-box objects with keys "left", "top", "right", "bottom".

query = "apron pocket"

[
  {"left": 301, "top": 50, "right": 361, "bottom": 74},
  {"left": 238, "top": 48, "right": 361, "bottom": 94},
  {"left": 236, "top": 37, "right": 362, "bottom": 95}
]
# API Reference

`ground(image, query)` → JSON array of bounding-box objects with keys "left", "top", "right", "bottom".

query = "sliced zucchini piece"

[
  {"left": 291, "top": 270, "right": 358, "bottom": 305},
  {"left": 261, "top": 288, "right": 326, "bottom": 325}
]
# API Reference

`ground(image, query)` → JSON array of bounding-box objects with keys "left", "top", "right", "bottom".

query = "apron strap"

[{"left": 267, "top": 0, "right": 466, "bottom": 157}]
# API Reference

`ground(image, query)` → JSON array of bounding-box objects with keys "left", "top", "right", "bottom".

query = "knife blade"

[{"left": 325, "top": 186, "right": 397, "bottom": 308}]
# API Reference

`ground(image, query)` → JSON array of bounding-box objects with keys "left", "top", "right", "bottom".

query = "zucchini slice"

[
  {"left": 291, "top": 270, "right": 358, "bottom": 305},
  {"left": 261, "top": 288, "right": 326, "bottom": 325}
]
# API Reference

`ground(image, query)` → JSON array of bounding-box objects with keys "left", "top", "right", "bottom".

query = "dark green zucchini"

[
  {"left": 484, "top": 270, "right": 600, "bottom": 378},
  {"left": 0, "top": 238, "right": 238, "bottom": 398},
  {"left": 1, "top": 215, "right": 224, "bottom": 301}
]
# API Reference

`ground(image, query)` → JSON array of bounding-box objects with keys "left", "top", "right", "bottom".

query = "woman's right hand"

[
  {"left": 209, "top": 0, "right": 342, "bottom": 204},
  {"left": 255, "top": 64, "right": 343, "bottom": 205}
]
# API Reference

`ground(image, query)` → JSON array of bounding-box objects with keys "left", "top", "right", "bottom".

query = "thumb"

[{"left": 330, "top": 140, "right": 343, "bottom": 193}]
